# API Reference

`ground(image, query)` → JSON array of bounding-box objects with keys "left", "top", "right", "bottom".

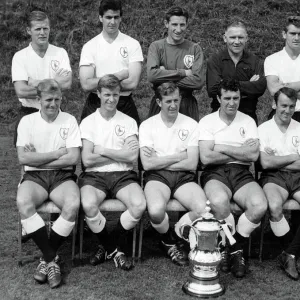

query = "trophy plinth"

[{"left": 180, "top": 201, "right": 229, "bottom": 298}]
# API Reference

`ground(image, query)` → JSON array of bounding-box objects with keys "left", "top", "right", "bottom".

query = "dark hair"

[
  {"left": 27, "top": 11, "right": 49, "bottom": 27},
  {"left": 284, "top": 16, "right": 300, "bottom": 32},
  {"left": 37, "top": 79, "right": 61, "bottom": 97},
  {"left": 217, "top": 79, "right": 240, "bottom": 97},
  {"left": 225, "top": 18, "right": 247, "bottom": 32},
  {"left": 156, "top": 82, "right": 180, "bottom": 101},
  {"left": 99, "top": 0, "right": 122, "bottom": 17},
  {"left": 97, "top": 74, "right": 121, "bottom": 92},
  {"left": 165, "top": 6, "right": 189, "bottom": 23},
  {"left": 274, "top": 87, "right": 298, "bottom": 104}
]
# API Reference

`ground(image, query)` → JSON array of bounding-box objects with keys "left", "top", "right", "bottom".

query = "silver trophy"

[{"left": 180, "top": 200, "right": 235, "bottom": 298}]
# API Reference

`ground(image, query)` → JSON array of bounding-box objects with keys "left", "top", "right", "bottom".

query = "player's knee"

[
  {"left": 147, "top": 204, "right": 165, "bottom": 224},
  {"left": 268, "top": 200, "right": 283, "bottom": 219},
  {"left": 16, "top": 195, "right": 35, "bottom": 217},
  {"left": 130, "top": 196, "right": 146, "bottom": 218},
  {"left": 247, "top": 196, "right": 268, "bottom": 219},
  {"left": 81, "top": 197, "right": 99, "bottom": 216},
  {"left": 209, "top": 195, "right": 229, "bottom": 213}
]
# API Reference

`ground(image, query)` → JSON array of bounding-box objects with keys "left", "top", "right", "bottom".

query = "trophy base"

[{"left": 182, "top": 275, "right": 225, "bottom": 298}]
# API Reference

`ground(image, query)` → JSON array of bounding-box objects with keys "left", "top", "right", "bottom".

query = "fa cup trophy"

[{"left": 180, "top": 200, "right": 235, "bottom": 298}]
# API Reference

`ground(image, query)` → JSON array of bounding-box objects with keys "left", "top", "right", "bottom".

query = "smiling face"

[
  {"left": 99, "top": 10, "right": 121, "bottom": 36},
  {"left": 223, "top": 26, "right": 248, "bottom": 56},
  {"left": 218, "top": 89, "right": 240, "bottom": 118},
  {"left": 97, "top": 87, "right": 120, "bottom": 113},
  {"left": 164, "top": 15, "right": 187, "bottom": 45},
  {"left": 275, "top": 92, "right": 296, "bottom": 125},
  {"left": 157, "top": 89, "right": 181, "bottom": 118},
  {"left": 39, "top": 90, "right": 62, "bottom": 120},
  {"left": 283, "top": 24, "right": 300, "bottom": 53},
  {"left": 27, "top": 18, "right": 50, "bottom": 48}
]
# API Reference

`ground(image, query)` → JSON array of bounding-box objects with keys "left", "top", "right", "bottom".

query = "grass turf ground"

[
  {"left": 1, "top": 0, "right": 300, "bottom": 299},
  {"left": 1, "top": 134, "right": 300, "bottom": 300}
]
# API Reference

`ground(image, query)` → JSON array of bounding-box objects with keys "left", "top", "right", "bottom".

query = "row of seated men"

[
  {"left": 16, "top": 77, "right": 300, "bottom": 290},
  {"left": 11, "top": 0, "right": 300, "bottom": 290}
]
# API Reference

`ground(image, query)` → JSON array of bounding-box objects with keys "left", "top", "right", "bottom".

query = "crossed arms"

[
  {"left": 79, "top": 62, "right": 142, "bottom": 93},
  {"left": 81, "top": 135, "right": 139, "bottom": 168},
  {"left": 199, "top": 138, "right": 259, "bottom": 167},
  {"left": 140, "top": 146, "right": 199, "bottom": 171},
  {"left": 17, "top": 144, "right": 79, "bottom": 169}
]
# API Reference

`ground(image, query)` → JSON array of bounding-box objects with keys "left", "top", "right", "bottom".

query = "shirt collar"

[{"left": 220, "top": 48, "right": 250, "bottom": 62}]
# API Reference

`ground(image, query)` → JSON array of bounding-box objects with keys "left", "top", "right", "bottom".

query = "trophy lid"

[{"left": 192, "top": 200, "right": 220, "bottom": 231}]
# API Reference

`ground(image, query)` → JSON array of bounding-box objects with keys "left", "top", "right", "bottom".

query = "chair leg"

[
  {"left": 18, "top": 214, "right": 23, "bottom": 266},
  {"left": 132, "top": 226, "right": 137, "bottom": 264},
  {"left": 71, "top": 213, "right": 78, "bottom": 261},
  {"left": 259, "top": 214, "right": 267, "bottom": 262},
  {"left": 138, "top": 217, "right": 144, "bottom": 262},
  {"left": 248, "top": 235, "right": 252, "bottom": 258},
  {"left": 79, "top": 211, "right": 84, "bottom": 261}
]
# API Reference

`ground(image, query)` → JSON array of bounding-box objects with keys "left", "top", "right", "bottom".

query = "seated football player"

[
  {"left": 198, "top": 79, "right": 267, "bottom": 278},
  {"left": 259, "top": 87, "right": 300, "bottom": 280},
  {"left": 16, "top": 79, "right": 81, "bottom": 288},
  {"left": 79, "top": 74, "right": 146, "bottom": 270},
  {"left": 139, "top": 81, "right": 207, "bottom": 266}
]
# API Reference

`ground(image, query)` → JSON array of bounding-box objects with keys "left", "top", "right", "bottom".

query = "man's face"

[
  {"left": 97, "top": 87, "right": 120, "bottom": 112},
  {"left": 217, "top": 89, "right": 240, "bottom": 117},
  {"left": 164, "top": 16, "right": 187, "bottom": 44},
  {"left": 223, "top": 26, "right": 248, "bottom": 56},
  {"left": 157, "top": 89, "right": 181, "bottom": 117},
  {"left": 39, "top": 91, "right": 62, "bottom": 119},
  {"left": 99, "top": 10, "right": 121, "bottom": 35},
  {"left": 283, "top": 24, "right": 300, "bottom": 52},
  {"left": 275, "top": 93, "right": 296, "bottom": 124},
  {"left": 27, "top": 19, "right": 50, "bottom": 47}
]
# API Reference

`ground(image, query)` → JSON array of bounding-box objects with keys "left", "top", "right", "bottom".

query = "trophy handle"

[
  {"left": 179, "top": 224, "right": 200, "bottom": 245},
  {"left": 220, "top": 222, "right": 236, "bottom": 245}
]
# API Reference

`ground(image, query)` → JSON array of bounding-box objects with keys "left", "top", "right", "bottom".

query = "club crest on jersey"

[
  {"left": 115, "top": 125, "right": 125, "bottom": 136},
  {"left": 240, "top": 127, "right": 245, "bottom": 138},
  {"left": 178, "top": 129, "right": 189, "bottom": 141},
  {"left": 292, "top": 136, "right": 300, "bottom": 147},
  {"left": 51, "top": 60, "right": 60, "bottom": 71},
  {"left": 60, "top": 128, "right": 69, "bottom": 140},
  {"left": 183, "top": 55, "right": 194, "bottom": 69},
  {"left": 120, "top": 47, "right": 128, "bottom": 58}
]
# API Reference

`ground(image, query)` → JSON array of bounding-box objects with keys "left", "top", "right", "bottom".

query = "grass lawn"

[
  {"left": 1, "top": 0, "right": 300, "bottom": 299},
  {"left": 1, "top": 135, "right": 300, "bottom": 300}
]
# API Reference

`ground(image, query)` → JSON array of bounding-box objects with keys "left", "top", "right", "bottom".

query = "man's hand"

[
  {"left": 123, "top": 139, "right": 139, "bottom": 151},
  {"left": 54, "top": 68, "right": 71, "bottom": 78},
  {"left": 24, "top": 143, "right": 36, "bottom": 152},
  {"left": 264, "top": 147, "right": 276, "bottom": 156},
  {"left": 142, "top": 146, "right": 155, "bottom": 157},
  {"left": 243, "top": 138, "right": 259, "bottom": 147},
  {"left": 28, "top": 78, "right": 41, "bottom": 88},
  {"left": 159, "top": 66, "right": 165, "bottom": 70},
  {"left": 249, "top": 74, "right": 260, "bottom": 82},
  {"left": 213, "top": 144, "right": 224, "bottom": 153},
  {"left": 114, "top": 69, "right": 129, "bottom": 81},
  {"left": 185, "top": 69, "right": 193, "bottom": 76}
]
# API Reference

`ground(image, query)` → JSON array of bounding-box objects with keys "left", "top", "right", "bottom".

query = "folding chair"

[
  {"left": 18, "top": 200, "right": 77, "bottom": 266},
  {"left": 78, "top": 199, "right": 139, "bottom": 261}
]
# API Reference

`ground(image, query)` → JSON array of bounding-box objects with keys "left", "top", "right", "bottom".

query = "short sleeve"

[
  {"left": 79, "top": 117, "right": 94, "bottom": 143},
  {"left": 264, "top": 55, "right": 278, "bottom": 77},
  {"left": 258, "top": 124, "right": 268, "bottom": 153},
  {"left": 128, "top": 40, "right": 144, "bottom": 63},
  {"left": 198, "top": 118, "right": 215, "bottom": 141},
  {"left": 66, "top": 116, "right": 82, "bottom": 148},
  {"left": 12, "top": 52, "right": 28, "bottom": 82},
  {"left": 79, "top": 42, "right": 95, "bottom": 67},
  {"left": 60, "top": 48, "right": 72, "bottom": 72},
  {"left": 139, "top": 121, "right": 154, "bottom": 149},
  {"left": 246, "top": 118, "right": 259, "bottom": 139},
  {"left": 16, "top": 117, "right": 31, "bottom": 146},
  {"left": 125, "top": 118, "right": 138, "bottom": 139},
  {"left": 187, "top": 123, "right": 200, "bottom": 147}
]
